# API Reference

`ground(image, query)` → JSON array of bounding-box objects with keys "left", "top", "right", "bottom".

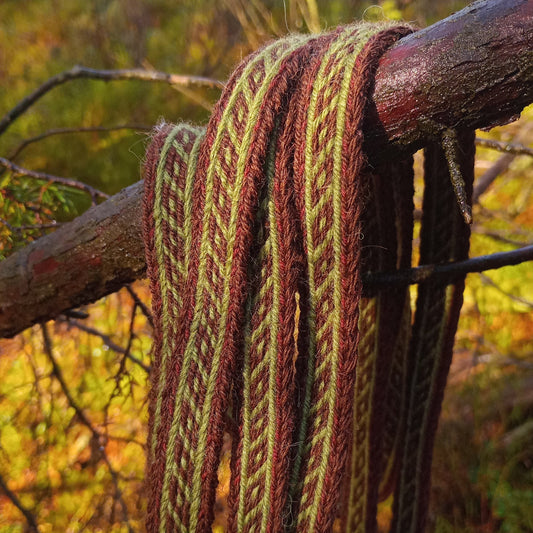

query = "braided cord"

[{"left": 343, "top": 168, "right": 408, "bottom": 533}]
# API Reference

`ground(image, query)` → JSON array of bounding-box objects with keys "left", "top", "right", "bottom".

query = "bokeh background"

[{"left": 1, "top": 1, "right": 532, "bottom": 531}]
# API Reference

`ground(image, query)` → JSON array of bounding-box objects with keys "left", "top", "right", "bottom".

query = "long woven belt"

[{"left": 143, "top": 21, "right": 474, "bottom": 533}]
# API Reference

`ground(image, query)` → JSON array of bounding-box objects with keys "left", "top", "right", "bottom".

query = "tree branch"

[
  {"left": 125, "top": 284, "right": 154, "bottom": 327},
  {"left": 0, "top": 181, "right": 145, "bottom": 338},
  {"left": 362, "top": 245, "right": 533, "bottom": 292},
  {"left": 0, "top": 66, "right": 223, "bottom": 137},
  {"left": 0, "top": 0, "right": 532, "bottom": 338},
  {"left": 479, "top": 273, "right": 533, "bottom": 309},
  {"left": 41, "top": 324, "right": 134, "bottom": 532},
  {"left": 57, "top": 316, "right": 151, "bottom": 373},
  {"left": 0, "top": 471, "right": 40, "bottom": 532},
  {"left": 7, "top": 125, "right": 152, "bottom": 161},
  {"left": 472, "top": 123, "right": 533, "bottom": 202},
  {"left": 0, "top": 157, "right": 108, "bottom": 203},
  {"left": 475, "top": 137, "right": 533, "bottom": 158},
  {"left": 367, "top": 0, "right": 533, "bottom": 158}
]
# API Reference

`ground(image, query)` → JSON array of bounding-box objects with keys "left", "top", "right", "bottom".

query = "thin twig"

[
  {"left": 0, "top": 471, "right": 40, "bottom": 532},
  {"left": 0, "top": 66, "right": 224, "bottom": 136},
  {"left": 363, "top": 244, "right": 533, "bottom": 290},
  {"left": 170, "top": 83, "right": 214, "bottom": 112},
  {"left": 62, "top": 309, "right": 90, "bottom": 320},
  {"left": 0, "top": 157, "right": 108, "bottom": 204},
  {"left": 442, "top": 128, "right": 472, "bottom": 224},
  {"left": 8, "top": 125, "right": 152, "bottom": 161},
  {"left": 112, "top": 303, "right": 139, "bottom": 385},
  {"left": 125, "top": 285, "right": 153, "bottom": 328},
  {"left": 473, "top": 228, "right": 531, "bottom": 248},
  {"left": 41, "top": 324, "right": 95, "bottom": 429},
  {"left": 0, "top": 217, "right": 61, "bottom": 233},
  {"left": 103, "top": 433, "right": 145, "bottom": 449},
  {"left": 475, "top": 137, "right": 533, "bottom": 157},
  {"left": 40, "top": 324, "right": 134, "bottom": 533},
  {"left": 479, "top": 273, "right": 533, "bottom": 308},
  {"left": 473, "top": 126, "right": 533, "bottom": 203},
  {"left": 58, "top": 316, "right": 150, "bottom": 373},
  {"left": 472, "top": 153, "right": 515, "bottom": 203},
  {"left": 476, "top": 353, "right": 533, "bottom": 370},
  {"left": 142, "top": 60, "right": 215, "bottom": 112}
]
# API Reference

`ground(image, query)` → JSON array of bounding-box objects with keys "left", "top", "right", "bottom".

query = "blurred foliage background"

[{"left": 0, "top": 0, "right": 532, "bottom": 531}]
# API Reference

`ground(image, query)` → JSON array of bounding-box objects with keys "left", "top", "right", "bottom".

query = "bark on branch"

[
  {"left": 1, "top": 0, "right": 532, "bottom": 338},
  {"left": 0, "top": 182, "right": 145, "bottom": 338}
]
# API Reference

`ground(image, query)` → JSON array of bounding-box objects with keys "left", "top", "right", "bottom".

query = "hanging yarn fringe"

[{"left": 143, "top": 21, "right": 474, "bottom": 533}]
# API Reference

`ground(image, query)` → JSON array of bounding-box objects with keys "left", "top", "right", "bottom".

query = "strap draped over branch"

[{"left": 0, "top": 0, "right": 532, "bottom": 339}]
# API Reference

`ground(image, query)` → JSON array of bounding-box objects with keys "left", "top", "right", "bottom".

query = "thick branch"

[
  {"left": 1, "top": 0, "right": 532, "bottom": 338},
  {"left": 0, "top": 182, "right": 145, "bottom": 338},
  {"left": 368, "top": 0, "right": 533, "bottom": 158}
]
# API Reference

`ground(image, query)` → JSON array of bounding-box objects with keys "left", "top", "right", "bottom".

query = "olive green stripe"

[
  {"left": 190, "top": 39, "right": 311, "bottom": 530},
  {"left": 151, "top": 124, "right": 197, "bottom": 463},
  {"left": 298, "top": 26, "right": 376, "bottom": 531}
]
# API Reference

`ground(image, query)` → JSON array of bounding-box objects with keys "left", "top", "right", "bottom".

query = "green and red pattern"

[{"left": 143, "top": 21, "right": 474, "bottom": 533}]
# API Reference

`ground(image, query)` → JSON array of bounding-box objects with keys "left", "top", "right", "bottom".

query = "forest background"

[{"left": 0, "top": 0, "right": 532, "bottom": 531}]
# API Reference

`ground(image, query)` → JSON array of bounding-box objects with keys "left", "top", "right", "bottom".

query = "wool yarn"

[{"left": 143, "top": 21, "right": 474, "bottom": 533}]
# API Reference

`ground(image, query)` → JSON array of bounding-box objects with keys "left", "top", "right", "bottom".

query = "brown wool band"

[{"left": 142, "top": 21, "right": 474, "bottom": 533}]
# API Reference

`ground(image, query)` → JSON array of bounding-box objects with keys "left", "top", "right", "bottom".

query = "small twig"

[
  {"left": 441, "top": 128, "right": 472, "bottom": 224},
  {"left": 473, "top": 126, "right": 533, "bottom": 203},
  {"left": 364, "top": 244, "right": 533, "bottom": 289},
  {"left": 142, "top": 60, "right": 214, "bottom": 112},
  {"left": 99, "top": 452, "right": 135, "bottom": 533},
  {"left": 0, "top": 217, "right": 17, "bottom": 232},
  {"left": 0, "top": 471, "right": 40, "bottom": 532},
  {"left": 475, "top": 353, "right": 533, "bottom": 370},
  {"left": 479, "top": 273, "right": 533, "bottom": 308},
  {"left": 476, "top": 202, "right": 525, "bottom": 227},
  {"left": 40, "top": 324, "right": 134, "bottom": 533},
  {"left": 472, "top": 152, "right": 515, "bottom": 203},
  {"left": 0, "top": 66, "right": 224, "bottom": 137},
  {"left": 125, "top": 285, "right": 153, "bottom": 328},
  {"left": 475, "top": 137, "right": 533, "bottom": 157},
  {"left": 0, "top": 157, "right": 108, "bottom": 204},
  {"left": 41, "top": 324, "right": 94, "bottom": 430},
  {"left": 8, "top": 125, "right": 152, "bottom": 161},
  {"left": 473, "top": 228, "right": 531, "bottom": 248},
  {"left": 103, "top": 433, "right": 145, "bottom": 449},
  {"left": 0, "top": 217, "right": 61, "bottom": 233},
  {"left": 112, "top": 303, "right": 139, "bottom": 386},
  {"left": 58, "top": 316, "right": 150, "bottom": 373},
  {"left": 14, "top": 222, "right": 61, "bottom": 231},
  {"left": 62, "top": 309, "right": 90, "bottom": 320},
  {"left": 170, "top": 83, "right": 214, "bottom": 112}
]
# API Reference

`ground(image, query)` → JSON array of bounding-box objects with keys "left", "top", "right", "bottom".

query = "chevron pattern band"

[{"left": 143, "top": 21, "right": 474, "bottom": 533}]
